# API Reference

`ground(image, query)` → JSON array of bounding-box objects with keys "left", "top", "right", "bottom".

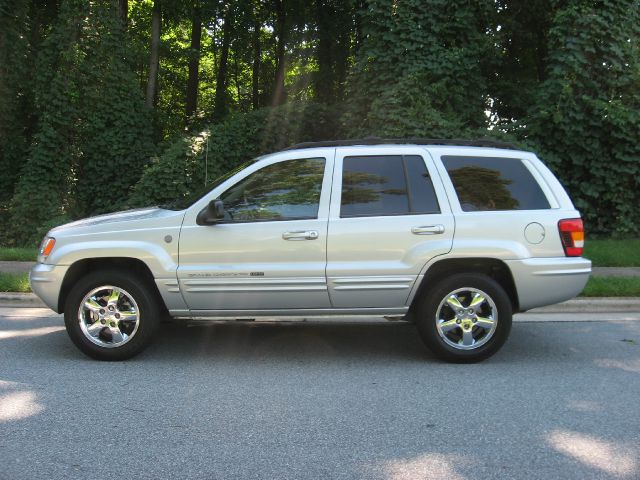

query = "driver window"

[{"left": 219, "top": 158, "right": 326, "bottom": 222}]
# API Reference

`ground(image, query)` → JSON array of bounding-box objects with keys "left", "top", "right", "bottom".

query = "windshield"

[{"left": 159, "top": 161, "right": 253, "bottom": 211}]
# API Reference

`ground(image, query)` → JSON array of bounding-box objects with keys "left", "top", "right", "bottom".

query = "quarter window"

[
  {"left": 340, "top": 155, "right": 440, "bottom": 217},
  {"left": 441, "top": 156, "right": 551, "bottom": 211},
  {"left": 220, "top": 158, "right": 325, "bottom": 222}
]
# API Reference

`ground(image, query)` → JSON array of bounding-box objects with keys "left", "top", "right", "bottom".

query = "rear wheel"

[
  {"left": 415, "top": 273, "right": 512, "bottom": 363},
  {"left": 64, "top": 270, "right": 160, "bottom": 360}
]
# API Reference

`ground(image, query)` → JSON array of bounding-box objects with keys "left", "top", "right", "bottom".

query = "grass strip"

[
  {"left": 584, "top": 239, "right": 640, "bottom": 267},
  {"left": 0, "top": 272, "right": 31, "bottom": 292},
  {"left": 0, "top": 247, "right": 38, "bottom": 262},
  {"left": 580, "top": 276, "right": 640, "bottom": 297}
]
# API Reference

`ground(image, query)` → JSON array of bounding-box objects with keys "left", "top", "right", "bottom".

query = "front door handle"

[
  {"left": 282, "top": 230, "right": 319, "bottom": 241},
  {"left": 411, "top": 224, "right": 445, "bottom": 235}
]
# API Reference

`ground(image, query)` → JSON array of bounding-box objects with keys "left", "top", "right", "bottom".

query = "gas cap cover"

[{"left": 524, "top": 222, "right": 545, "bottom": 244}]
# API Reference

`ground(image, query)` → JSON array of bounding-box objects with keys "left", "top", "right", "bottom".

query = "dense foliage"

[
  {"left": 0, "top": 0, "right": 638, "bottom": 244},
  {"left": 129, "top": 102, "right": 338, "bottom": 207},
  {"left": 5, "top": 0, "right": 154, "bottom": 244},
  {"left": 343, "top": 0, "right": 491, "bottom": 137},
  {"left": 525, "top": 0, "right": 640, "bottom": 235}
]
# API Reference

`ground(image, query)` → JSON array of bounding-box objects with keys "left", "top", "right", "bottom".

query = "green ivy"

[
  {"left": 75, "top": 1, "right": 155, "bottom": 216},
  {"left": 8, "top": 0, "right": 154, "bottom": 245},
  {"left": 342, "top": 0, "right": 492, "bottom": 137},
  {"left": 2, "top": 0, "right": 638, "bottom": 245},
  {"left": 0, "top": 2, "right": 33, "bottom": 243},
  {"left": 8, "top": 0, "right": 86, "bottom": 245},
  {"left": 525, "top": 0, "right": 640, "bottom": 236}
]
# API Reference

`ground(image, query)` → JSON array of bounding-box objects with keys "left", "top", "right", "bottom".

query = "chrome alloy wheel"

[
  {"left": 435, "top": 287, "right": 498, "bottom": 350},
  {"left": 78, "top": 286, "right": 140, "bottom": 348}
]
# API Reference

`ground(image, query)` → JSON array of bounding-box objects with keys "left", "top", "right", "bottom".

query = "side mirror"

[{"left": 196, "top": 199, "right": 225, "bottom": 225}]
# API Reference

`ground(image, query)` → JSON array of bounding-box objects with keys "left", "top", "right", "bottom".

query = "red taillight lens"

[{"left": 558, "top": 219, "right": 584, "bottom": 257}]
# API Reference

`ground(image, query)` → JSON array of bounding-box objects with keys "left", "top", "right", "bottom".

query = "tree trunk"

[
  {"left": 233, "top": 53, "right": 242, "bottom": 105},
  {"left": 333, "top": 5, "right": 351, "bottom": 102},
  {"left": 354, "top": 0, "right": 365, "bottom": 49},
  {"left": 185, "top": 2, "right": 202, "bottom": 118},
  {"left": 211, "top": 21, "right": 218, "bottom": 69},
  {"left": 251, "top": 17, "right": 261, "bottom": 109},
  {"left": 118, "top": 0, "right": 128, "bottom": 26},
  {"left": 271, "top": 0, "right": 286, "bottom": 106},
  {"left": 213, "top": 4, "right": 233, "bottom": 120},
  {"left": 145, "top": 0, "right": 161, "bottom": 108},
  {"left": 315, "top": 0, "right": 333, "bottom": 104}
]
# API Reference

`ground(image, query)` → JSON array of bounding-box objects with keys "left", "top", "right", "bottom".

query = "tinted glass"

[
  {"left": 442, "top": 156, "right": 550, "bottom": 211},
  {"left": 220, "top": 158, "right": 325, "bottom": 221},
  {"left": 340, "top": 155, "right": 440, "bottom": 217},
  {"left": 341, "top": 156, "right": 409, "bottom": 217},
  {"left": 404, "top": 155, "right": 440, "bottom": 214}
]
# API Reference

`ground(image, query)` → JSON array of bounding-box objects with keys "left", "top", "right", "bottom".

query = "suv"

[{"left": 30, "top": 139, "right": 591, "bottom": 362}]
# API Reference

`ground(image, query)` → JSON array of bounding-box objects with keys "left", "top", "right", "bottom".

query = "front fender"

[{"left": 49, "top": 240, "right": 178, "bottom": 277}]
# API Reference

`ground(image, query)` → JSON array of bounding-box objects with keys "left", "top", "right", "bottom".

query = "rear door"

[{"left": 326, "top": 146, "right": 454, "bottom": 308}]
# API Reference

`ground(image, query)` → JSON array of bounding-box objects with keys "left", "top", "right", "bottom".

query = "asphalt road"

[{"left": 1, "top": 308, "right": 639, "bottom": 480}]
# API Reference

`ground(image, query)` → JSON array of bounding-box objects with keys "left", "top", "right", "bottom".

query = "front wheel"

[
  {"left": 415, "top": 273, "right": 512, "bottom": 363},
  {"left": 64, "top": 270, "right": 161, "bottom": 360}
]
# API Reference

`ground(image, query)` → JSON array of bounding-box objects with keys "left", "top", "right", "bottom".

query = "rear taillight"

[{"left": 558, "top": 218, "right": 584, "bottom": 257}]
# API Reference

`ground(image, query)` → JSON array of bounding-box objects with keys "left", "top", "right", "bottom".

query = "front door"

[
  {"left": 326, "top": 146, "right": 455, "bottom": 308},
  {"left": 178, "top": 151, "right": 334, "bottom": 313}
]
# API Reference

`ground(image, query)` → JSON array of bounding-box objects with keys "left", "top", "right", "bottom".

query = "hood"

[{"left": 50, "top": 207, "right": 173, "bottom": 233}]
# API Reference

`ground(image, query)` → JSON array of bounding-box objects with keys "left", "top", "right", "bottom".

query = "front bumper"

[
  {"left": 29, "top": 263, "right": 69, "bottom": 313},
  {"left": 506, "top": 257, "right": 591, "bottom": 311}
]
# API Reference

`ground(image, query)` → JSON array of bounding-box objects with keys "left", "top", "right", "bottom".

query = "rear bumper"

[
  {"left": 506, "top": 257, "right": 591, "bottom": 311},
  {"left": 29, "top": 263, "right": 68, "bottom": 313}
]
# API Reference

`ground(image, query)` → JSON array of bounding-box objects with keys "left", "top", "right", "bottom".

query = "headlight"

[{"left": 39, "top": 237, "right": 56, "bottom": 259}]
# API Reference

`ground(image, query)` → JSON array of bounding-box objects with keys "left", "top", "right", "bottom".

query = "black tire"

[
  {"left": 415, "top": 273, "right": 512, "bottom": 363},
  {"left": 64, "top": 270, "right": 161, "bottom": 360}
]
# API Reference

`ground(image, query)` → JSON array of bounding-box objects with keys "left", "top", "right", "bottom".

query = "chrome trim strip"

[
  {"left": 329, "top": 276, "right": 414, "bottom": 292},
  {"left": 168, "top": 306, "right": 409, "bottom": 317},
  {"left": 164, "top": 279, "right": 180, "bottom": 293},
  {"left": 331, "top": 277, "right": 414, "bottom": 284},
  {"left": 182, "top": 277, "right": 326, "bottom": 286},
  {"left": 29, "top": 275, "right": 55, "bottom": 283},
  {"left": 333, "top": 285, "right": 410, "bottom": 291},
  {"left": 181, "top": 276, "right": 328, "bottom": 294},
  {"left": 185, "top": 286, "right": 328, "bottom": 293},
  {"left": 533, "top": 268, "right": 592, "bottom": 276}
]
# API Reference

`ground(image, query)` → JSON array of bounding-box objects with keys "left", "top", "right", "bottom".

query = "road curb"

[
  {"left": 0, "top": 292, "right": 638, "bottom": 313},
  {"left": 0, "top": 292, "right": 46, "bottom": 308},
  {"left": 528, "top": 297, "right": 640, "bottom": 313}
]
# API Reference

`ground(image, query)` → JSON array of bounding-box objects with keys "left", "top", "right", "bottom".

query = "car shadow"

[
  {"left": 147, "top": 320, "right": 436, "bottom": 364},
  {"left": 4, "top": 313, "right": 636, "bottom": 366}
]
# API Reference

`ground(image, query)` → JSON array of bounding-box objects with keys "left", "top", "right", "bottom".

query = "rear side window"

[
  {"left": 441, "top": 156, "right": 550, "bottom": 211},
  {"left": 341, "top": 155, "right": 440, "bottom": 217}
]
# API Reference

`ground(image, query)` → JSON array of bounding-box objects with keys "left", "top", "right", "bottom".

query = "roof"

[{"left": 282, "top": 137, "right": 522, "bottom": 151}]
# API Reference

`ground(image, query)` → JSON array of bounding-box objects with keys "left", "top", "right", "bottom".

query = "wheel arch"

[
  {"left": 410, "top": 257, "right": 520, "bottom": 313},
  {"left": 57, "top": 257, "right": 162, "bottom": 313}
]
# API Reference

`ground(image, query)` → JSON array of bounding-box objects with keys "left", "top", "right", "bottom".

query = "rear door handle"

[
  {"left": 411, "top": 224, "right": 445, "bottom": 235},
  {"left": 282, "top": 230, "right": 319, "bottom": 241}
]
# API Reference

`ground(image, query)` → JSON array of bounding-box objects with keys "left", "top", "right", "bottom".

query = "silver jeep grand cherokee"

[{"left": 30, "top": 139, "right": 591, "bottom": 362}]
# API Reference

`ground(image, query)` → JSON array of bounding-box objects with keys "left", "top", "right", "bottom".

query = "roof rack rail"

[{"left": 282, "top": 137, "right": 522, "bottom": 151}]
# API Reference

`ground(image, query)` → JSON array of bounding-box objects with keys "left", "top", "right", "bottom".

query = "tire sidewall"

[
  {"left": 64, "top": 270, "right": 160, "bottom": 360},
  {"left": 416, "top": 273, "right": 512, "bottom": 363}
]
